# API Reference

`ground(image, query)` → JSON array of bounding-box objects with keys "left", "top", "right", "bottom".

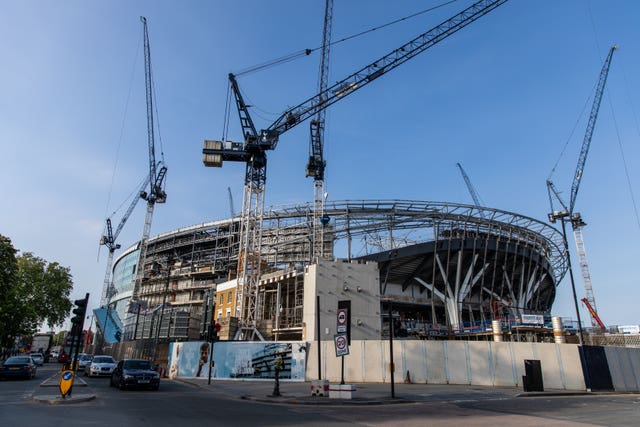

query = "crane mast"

[
  {"left": 203, "top": 0, "right": 509, "bottom": 339},
  {"left": 131, "top": 16, "right": 168, "bottom": 314},
  {"left": 307, "top": 0, "right": 333, "bottom": 262},
  {"left": 547, "top": 45, "right": 617, "bottom": 328}
]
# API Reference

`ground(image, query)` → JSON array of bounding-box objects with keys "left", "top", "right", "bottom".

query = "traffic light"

[
  {"left": 212, "top": 322, "right": 221, "bottom": 342},
  {"left": 71, "top": 296, "right": 88, "bottom": 330}
]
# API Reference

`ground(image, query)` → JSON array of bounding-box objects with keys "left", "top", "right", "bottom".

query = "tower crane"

[
  {"left": 306, "top": 0, "right": 333, "bottom": 262},
  {"left": 203, "top": 0, "right": 509, "bottom": 340},
  {"left": 228, "top": 186, "right": 237, "bottom": 217},
  {"left": 456, "top": 162, "right": 483, "bottom": 207},
  {"left": 130, "top": 17, "right": 168, "bottom": 315},
  {"left": 547, "top": 45, "right": 617, "bottom": 329},
  {"left": 99, "top": 175, "right": 151, "bottom": 307}
]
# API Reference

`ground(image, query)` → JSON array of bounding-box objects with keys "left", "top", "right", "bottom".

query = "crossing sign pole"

[{"left": 336, "top": 306, "right": 349, "bottom": 385}]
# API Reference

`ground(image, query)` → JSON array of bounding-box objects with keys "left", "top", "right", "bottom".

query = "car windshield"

[
  {"left": 5, "top": 356, "right": 31, "bottom": 364},
  {"left": 80, "top": 355, "right": 92, "bottom": 360},
  {"left": 123, "top": 360, "right": 153, "bottom": 370},
  {"left": 31, "top": 353, "right": 43, "bottom": 358},
  {"left": 93, "top": 356, "right": 115, "bottom": 364}
]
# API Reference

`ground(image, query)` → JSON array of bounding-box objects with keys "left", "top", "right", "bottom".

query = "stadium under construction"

[{"left": 101, "top": 199, "right": 569, "bottom": 346}]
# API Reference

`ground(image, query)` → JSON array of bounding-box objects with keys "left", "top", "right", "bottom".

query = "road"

[{"left": 1, "top": 362, "right": 639, "bottom": 426}]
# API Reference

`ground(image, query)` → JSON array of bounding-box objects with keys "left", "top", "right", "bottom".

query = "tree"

[
  {"left": 0, "top": 234, "right": 74, "bottom": 354},
  {"left": 0, "top": 235, "right": 19, "bottom": 352}
]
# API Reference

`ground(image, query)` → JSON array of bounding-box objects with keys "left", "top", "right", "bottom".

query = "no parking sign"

[{"left": 334, "top": 333, "right": 349, "bottom": 356}]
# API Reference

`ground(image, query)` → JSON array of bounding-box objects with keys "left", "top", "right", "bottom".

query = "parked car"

[
  {"left": 84, "top": 355, "right": 117, "bottom": 377},
  {"left": 30, "top": 353, "right": 44, "bottom": 366},
  {"left": 110, "top": 359, "right": 160, "bottom": 390},
  {"left": 0, "top": 356, "right": 37, "bottom": 380},
  {"left": 71, "top": 353, "right": 93, "bottom": 370}
]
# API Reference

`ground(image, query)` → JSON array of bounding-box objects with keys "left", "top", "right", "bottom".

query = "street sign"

[
  {"left": 334, "top": 333, "right": 349, "bottom": 357},
  {"left": 337, "top": 308, "right": 348, "bottom": 333}
]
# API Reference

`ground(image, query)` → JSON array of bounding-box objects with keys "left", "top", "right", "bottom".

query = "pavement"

[
  {"left": 32, "top": 371, "right": 95, "bottom": 405},
  {"left": 31, "top": 371, "right": 599, "bottom": 406},
  {"left": 174, "top": 377, "right": 595, "bottom": 405}
]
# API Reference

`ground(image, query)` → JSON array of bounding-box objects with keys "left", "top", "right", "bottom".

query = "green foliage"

[
  {"left": 0, "top": 235, "right": 19, "bottom": 351},
  {"left": 0, "top": 234, "right": 74, "bottom": 353}
]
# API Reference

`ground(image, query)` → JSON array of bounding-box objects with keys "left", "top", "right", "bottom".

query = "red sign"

[
  {"left": 334, "top": 333, "right": 349, "bottom": 357},
  {"left": 337, "top": 308, "right": 348, "bottom": 333}
]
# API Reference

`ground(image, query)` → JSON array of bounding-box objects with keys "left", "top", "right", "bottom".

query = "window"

[
  {"left": 217, "top": 310, "right": 222, "bottom": 319},
  {"left": 227, "top": 292, "right": 232, "bottom": 304},
  {"left": 219, "top": 293, "right": 223, "bottom": 305},
  {"left": 226, "top": 309, "right": 231, "bottom": 318}
]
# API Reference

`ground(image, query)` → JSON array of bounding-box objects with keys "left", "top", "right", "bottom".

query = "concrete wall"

[
  {"left": 302, "top": 260, "right": 381, "bottom": 341},
  {"left": 604, "top": 346, "right": 640, "bottom": 392},
  {"left": 305, "top": 339, "right": 587, "bottom": 390}
]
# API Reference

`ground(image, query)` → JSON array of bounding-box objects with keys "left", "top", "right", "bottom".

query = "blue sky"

[{"left": 1, "top": 0, "right": 639, "bottom": 329}]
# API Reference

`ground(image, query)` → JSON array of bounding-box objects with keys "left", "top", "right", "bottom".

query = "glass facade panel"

[{"left": 112, "top": 249, "right": 139, "bottom": 295}]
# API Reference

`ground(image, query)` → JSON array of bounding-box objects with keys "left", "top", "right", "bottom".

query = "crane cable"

[
  {"left": 104, "top": 33, "right": 142, "bottom": 222},
  {"left": 151, "top": 66, "right": 165, "bottom": 166},
  {"left": 619, "top": 68, "right": 640, "bottom": 231},
  {"left": 547, "top": 90, "right": 594, "bottom": 182},
  {"left": 588, "top": 1, "right": 639, "bottom": 230},
  {"left": 233, "top": 0, "right": 460, "bottom": 78},
  {"left": 222, "top": 81, "right": 232, "bottom": 141},
  {"left": 606, "top": 92, "right": 640, "bottom": 231},
  {"left": 224, "top": 0, "right": 460, "bottom": 141}
]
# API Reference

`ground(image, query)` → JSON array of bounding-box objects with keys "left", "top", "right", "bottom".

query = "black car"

[
  {"left": 0, "top": 356, "right": 37, "bottom": 380},
  {"left": 110, "top": 359, "right": 160, "bottom": 390}
]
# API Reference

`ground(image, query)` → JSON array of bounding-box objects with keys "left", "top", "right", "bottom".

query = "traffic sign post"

[{"left": 335, "top": 304, "right": 350, "bottom": 385}]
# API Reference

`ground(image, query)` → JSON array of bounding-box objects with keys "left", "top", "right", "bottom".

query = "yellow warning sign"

[{"left": 59, "top": 370, "right": 75, "bottom": 397}]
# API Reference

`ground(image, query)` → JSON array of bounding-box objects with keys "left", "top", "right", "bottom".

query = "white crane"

[
  {"left": 129, "top": 17, "right": 168, "bottom": 322},
  {"left": 547, "top": 45, "right": 617, "bottom": 329}
]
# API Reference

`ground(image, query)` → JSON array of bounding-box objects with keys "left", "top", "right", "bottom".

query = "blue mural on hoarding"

[
  {"left": 167, "top": 341, "right": 211, "bottom": 379},
  {"left": 167, "top": 341, "right": 306, "bottom": 381}
]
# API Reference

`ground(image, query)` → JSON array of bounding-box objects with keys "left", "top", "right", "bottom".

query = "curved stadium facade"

[{"left": 108, "top": 200, "right": 567, "bottom": 341}]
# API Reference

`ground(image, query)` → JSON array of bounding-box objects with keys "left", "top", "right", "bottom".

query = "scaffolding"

[{"left": 113, "top": 200, "right": 565, "bottom": 342}]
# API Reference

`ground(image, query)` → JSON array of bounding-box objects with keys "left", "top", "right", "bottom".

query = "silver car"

[
  {"left": 84, "top": 355, "right": 117, "bottom": 377},
  {"left": 30, "top": 353, "right": 44, "bottom": 366}
]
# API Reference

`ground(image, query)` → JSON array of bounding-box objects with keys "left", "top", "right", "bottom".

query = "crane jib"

[
  {"left": 265, "top": 0, "right": 509, "bottom": 138},
  {"left": 212, "top": 0, "right": 509, "bottom": 164}
]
